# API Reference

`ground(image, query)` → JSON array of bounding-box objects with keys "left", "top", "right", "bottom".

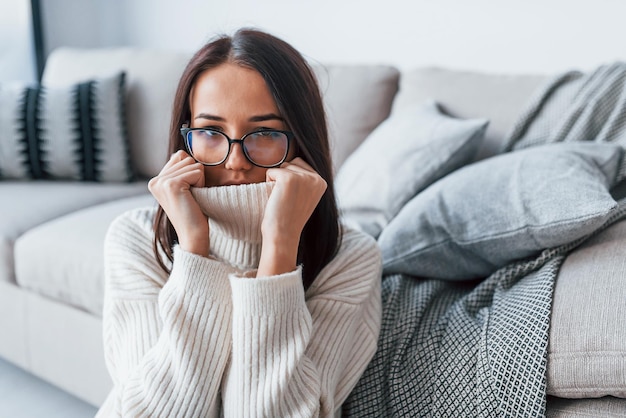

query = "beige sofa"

[{"left": 0, "top": 47, "right": 624, "bottom": 416}]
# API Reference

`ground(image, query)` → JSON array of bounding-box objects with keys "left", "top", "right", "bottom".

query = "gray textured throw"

[
  {"left": 504, "top": 62, "right": 626, "bottom": 182},
  {"left": 343, "top": 63, "right": 626, "bottom": 417}
]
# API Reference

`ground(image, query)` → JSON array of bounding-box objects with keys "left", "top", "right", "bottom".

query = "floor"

[{"left": 0, "top": 357, "right": 97, "bottom": 418}]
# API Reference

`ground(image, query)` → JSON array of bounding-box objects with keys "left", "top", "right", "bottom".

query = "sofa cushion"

[
  {"left": 42, "top": 48, "right": 192, "bottom": 179},
  {"left": 0, "top": 72, "right": 131, "bottom": 181},
  {"left": 0, "top": 280, "right": 112, "bottom": 406},
  {"left": 313, "top": 64, "right": 399, "bottom": 171},
  {"left": 0, "top": 181, "right": 148, "bottom": 284},
  {"left": 13, "top": 194, "right": 156, "bottom": 316},
  {"left": 378, "top": 142, "right": 623, "bottom": 280},
  {"left": 335, "top": 100, "right": 487, "bottom": 238},
  {"left": 392, "top": 67, "right": 549, "bottom": 160},
  {"left": 546, "top": 396, "right": 626, "bottom": 417},
  {"left": 547, "top": 219, "right": 626, "bottom": 398}
]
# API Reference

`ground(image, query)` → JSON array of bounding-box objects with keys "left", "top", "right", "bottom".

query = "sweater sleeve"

[
  {"left": 99, "top": 209, "right": 235, "bottom": 418},
  {"left": 221, "top": 228, "right": 382, "bottom": 417}
]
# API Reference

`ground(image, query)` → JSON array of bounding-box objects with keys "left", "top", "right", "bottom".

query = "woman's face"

[{"left": 189, "top": 63, "right": 296, "bottom": 187}]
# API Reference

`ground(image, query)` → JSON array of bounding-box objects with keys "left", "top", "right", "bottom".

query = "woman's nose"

[{"left": 224, "top": 143, "right": 252, "bottom": 170}]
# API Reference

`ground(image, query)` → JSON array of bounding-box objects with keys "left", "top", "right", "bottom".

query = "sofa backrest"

[
  {"left": 42, "top": 47, "right": 400, "bottom": 179},
  {"left": 43, "top": 47, "right": 552, "bottom": 177},
  {"left": 391, "top": 67, "right": 550, "bottom": 160},
  {"left": 315, "top": 65, "right": 400, "bottom": 171}
]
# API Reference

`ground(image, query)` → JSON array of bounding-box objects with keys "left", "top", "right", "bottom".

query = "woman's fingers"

[
  {"left": 262, "top": 158, "right": 326, "bottom": 241},
  {"left": 150, "top": 152, "right": 205, "bottom": 191},
  {"left": 151, "top": 163, "right": 205, "bottom": 191},
  {"left": 266, "top": 158, "right": 324, "bottom": 185},
  {"left": 277, "top": 157, "right": 317, "bottom": 173},
  {"left": 158, "top": 151, "right": 199, "bottom": 177},
  {"left": 148, "top": 151, "right": 210, "bottom": 256}
]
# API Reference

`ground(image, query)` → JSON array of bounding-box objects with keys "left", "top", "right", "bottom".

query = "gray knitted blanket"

[{"left": 343, "top": 62, "right": 626, "bottom": 417}]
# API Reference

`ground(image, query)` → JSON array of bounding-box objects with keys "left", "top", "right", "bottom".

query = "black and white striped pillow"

[{"left": 0, "top": 72, "right": 132, "bottom": 182}]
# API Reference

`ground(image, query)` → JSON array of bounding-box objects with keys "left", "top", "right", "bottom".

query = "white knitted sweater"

[{"left": 96, "top": 182, "right": 382, "bottom": 417}]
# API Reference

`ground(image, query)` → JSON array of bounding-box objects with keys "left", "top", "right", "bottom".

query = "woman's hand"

[
  {"left": 148, "top": 150, "right": 210, "bottom": 257},
  {"left": 257, "top": 157, "right": 327, "bottom": 277}
]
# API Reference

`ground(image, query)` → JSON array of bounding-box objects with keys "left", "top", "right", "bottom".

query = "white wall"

[
  {"left": 40, "top": 0, "right": 126, "bottom": 52},
  {"left": 42, "top": 0, "right": 626, "bottom": 75},
  {"left": 0, "top": 0, "right": 37, "bottom": 82}
]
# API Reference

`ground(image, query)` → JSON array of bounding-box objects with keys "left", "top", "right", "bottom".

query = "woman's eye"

[{"left": 198, "top": 128, "right": 223, "bottom": 136}]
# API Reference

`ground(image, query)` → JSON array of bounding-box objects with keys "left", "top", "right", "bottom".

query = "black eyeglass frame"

[{"left": 180, "top": 127, "right": 294, "bottom": 168}]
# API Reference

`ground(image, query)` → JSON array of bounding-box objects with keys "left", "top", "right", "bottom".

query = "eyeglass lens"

[{"left": 187, "top": 130, "right": 289, "bottom": 166}]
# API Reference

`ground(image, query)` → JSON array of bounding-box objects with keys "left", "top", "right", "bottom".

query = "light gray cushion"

[
  {"left": 313, "top": 64, "right": 400, "bottom": 171},
  {"left": 0, "top": 181, "right": 148, "bottom": 283},
  {"left": 0, "top": 72, "right": 131, "bottom": 181},
  {"left": 392, "top": 67, "right": 549, "bottom": 160},
  {"left": 335, "top": 100, "right": 488, "bottom": 238},
  {"left": 14, "top": 194, "right": 156, "bottom": 316},
  {"left": 547, "top": 219, "right": 626, "bottom": 398},
  {"left": 379, "top": 142, "right": 623, "bottom": 279},
  {"left": 546, "top": 396, "right": 626, "bottom": 417}
]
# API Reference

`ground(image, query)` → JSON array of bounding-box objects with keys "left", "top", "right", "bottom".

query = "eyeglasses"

[{"left": 180, "top": 127, "right": 294, "bottom": 168}]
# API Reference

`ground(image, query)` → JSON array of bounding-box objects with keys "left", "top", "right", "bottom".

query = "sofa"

[{"left": 1, "top": 46, "right": 625, "bottom": 417}]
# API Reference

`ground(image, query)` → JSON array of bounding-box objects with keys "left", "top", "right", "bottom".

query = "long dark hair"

[{"left": 153, "top": 29, "right": 341, "bottom": 290}]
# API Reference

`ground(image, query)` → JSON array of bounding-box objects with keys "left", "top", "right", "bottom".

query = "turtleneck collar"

[{"left": 190, "top": 182, "right": 273, "bottom": 270}]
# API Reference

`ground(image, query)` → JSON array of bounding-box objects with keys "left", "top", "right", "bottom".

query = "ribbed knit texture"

[
  {"left": 97, "top": 182, "right": 382, "bottom": 418},
  {"left": 190, "top": 182, "right": 273, "bottom": 269}
]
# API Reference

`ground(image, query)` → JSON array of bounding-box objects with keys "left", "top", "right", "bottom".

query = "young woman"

[{"left": 97, "top": 29, "right": 382, "bottom": 417}]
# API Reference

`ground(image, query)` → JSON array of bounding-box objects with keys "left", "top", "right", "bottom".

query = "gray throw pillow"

[
  {"left": 379, "top": 142, "right": 624, "bottom": 279},
  {"left": 0, "top": 72, "right": 132, "bottom": 182},
  {"left": 335, "top": 100, "right": 488, "bottom": 238}
]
